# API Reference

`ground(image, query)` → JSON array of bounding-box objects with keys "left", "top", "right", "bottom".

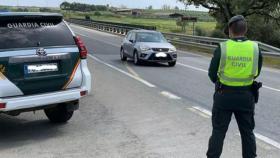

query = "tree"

[
  {"left": 23, "top": 8, "right": 29, "bottom": 12},
  {"left": 60, "top": 2, "right": 108, "bottom": 12},
  {"left": 39, "top": 8, "right": 51, "bottom": 12},
  {"left": 174, "top": 6, "right": 180, "bottom": 10},
  {"left": 178, "top": 0, "right": 280, "bottom": 24},
  {"left": 94, "top": 11, "right": 102, "bottom": 16},
  {"left": 178, "top": 0, "right": 280, "bottom": 47},
  {"left": 162, "top": 4, "right": 171, "bottom": 10},
  {"left": 60, "top": 1, "right": 71, "bottom": 10},
  {"left": 148, "top": 5, "right": 153, "bottom": 10}
]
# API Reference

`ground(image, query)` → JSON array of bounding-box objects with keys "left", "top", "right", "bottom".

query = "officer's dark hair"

[{"left": 229, "top": 20, "right": 247, "bottom": 36}]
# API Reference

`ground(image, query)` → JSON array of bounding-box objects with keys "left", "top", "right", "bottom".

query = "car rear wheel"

[
  {"left": 168, "top": 61, "right": 176, "bottom": 67},
  {"left": 120, "top": 48, "right": 127, "bottom": 61},
  {"left": 133, "top": 51, "right": 141, "bottom": 65},
  {"left": 44, "top": 103, "right": 74, "bottom": 123}
]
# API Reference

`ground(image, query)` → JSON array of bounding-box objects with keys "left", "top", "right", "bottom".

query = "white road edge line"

[
  {"left": 71, "top": 24, "right": 118, "bottom": 37},
  {"left": 88, "top": 54, "right": 156, "bottom": 88},
  {"left": 263, "top": 85, "right": 280, "bottom": 92},
  {"left": 160, "top": 91, "right": 181, "bottom": 100},
  {"left": 75, "top": 32, "right": 120, "bottom": 48},
  {"left": 192, "top": 106, "right": 212, "bottom": 116},
  {"left": 177, "top": 62, "right": 208, "bottom": 73},
  {"left": 255, "top": 133, "right": 280, "bottom": 150},
  {"left": 177, "top": 62, "right": 280, "bottom": 93},
  {"left": 192, "top": 105, "right": 280, "bottom": 150},
  {"left": 187, "top": 107, "right": 210, "bottom": 118}
]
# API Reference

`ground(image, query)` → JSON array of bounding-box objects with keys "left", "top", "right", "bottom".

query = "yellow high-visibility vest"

[{"left": 218, "top": 40, "right": 259, "bottom": 86}]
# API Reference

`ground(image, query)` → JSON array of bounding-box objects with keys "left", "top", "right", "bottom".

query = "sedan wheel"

[
  {"left": 133, "top": 51, "right": 143, "bottom": 65},
  {"left": 168, "top": 61, "right": 176, "bottom": 67},
  {"left": 133, "top": 52, "right": 140, "bottom": 65},
  {"left": 120, "top": 49, "right": 127, "bottom": 61}
]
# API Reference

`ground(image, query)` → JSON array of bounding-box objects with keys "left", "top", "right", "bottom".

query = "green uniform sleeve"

[
  {"left": 255, "top": 49, "right": 263, "bottom": 78},
  {"left": 208, "top": 46, "right": 221, "bottom": 83}
]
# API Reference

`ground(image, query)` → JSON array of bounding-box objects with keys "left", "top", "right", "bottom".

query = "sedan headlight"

[
  {"left": 169, "top": 47, "right": 177, "bottom": 52},
  {"left": 140, "top": 45, "right": 151, "bottom": 51}
]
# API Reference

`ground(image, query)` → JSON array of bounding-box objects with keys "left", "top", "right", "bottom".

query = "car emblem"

[{"left": 36, "top": 48, "right": 47, "bottom": 56}]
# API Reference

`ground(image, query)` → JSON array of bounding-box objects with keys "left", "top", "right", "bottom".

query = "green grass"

[{"left": 263, "top": 56, "right": 280, "bottom": 69}]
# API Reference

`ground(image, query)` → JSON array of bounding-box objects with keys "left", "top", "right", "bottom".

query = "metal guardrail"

[
  {"left": 67, "top": 18, "right": 280, "bottom": 56},
  {"left": 163, "top": 32, "right": 280, "bottom": 56},
  {"left": 67, "top": 18, "right": 156, "bottom": 36}
]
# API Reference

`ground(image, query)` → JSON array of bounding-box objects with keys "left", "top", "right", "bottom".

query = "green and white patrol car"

[{"left": 0, "top": 12, "right": 91, "bottom": 123}]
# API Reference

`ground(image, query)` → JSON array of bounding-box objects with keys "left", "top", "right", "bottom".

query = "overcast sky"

[{"left": 0, "top": 0, "right": 208, "bottom": 11}]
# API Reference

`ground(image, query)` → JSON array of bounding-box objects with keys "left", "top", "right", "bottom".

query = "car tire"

[
  {"left": 120, "top": 48, "right": 127, "bottom": 61},
  {"left": 44, "top": 103, "right": 74, "bottom": 123},
  {"left": 133, "top": 51, "right": 141, "bottom": 65},
  {"left": 168, "top": 61, "right": 176, "bottom": 67}
]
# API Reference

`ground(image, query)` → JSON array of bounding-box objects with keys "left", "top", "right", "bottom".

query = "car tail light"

[
  {"left": 0, "top": 103, "right": 6, "bottom": 109},
  {"left": 80, "top": 90, "right": 88, "bottom": 97},
  {"left": 74, "top": 36, "right": 88, "bottom": 59}
]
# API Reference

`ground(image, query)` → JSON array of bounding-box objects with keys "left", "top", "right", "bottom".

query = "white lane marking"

[
  {"left": 160, "top": 91, "right": 181, "bottom": 100},
  {"left": 76, "top": 32, "right": 120, "bottom": 48},
  {"left": 192, "top": 106, "right": 212, "bottom": 116},
  {"left": 255, "top": 133, "right": 280, "bottom": 150},
  {"left": 88, "top": 54, "right": 156, "bottom": 88},
  {"left": 187, "top": 107, "right": 210, "bottom": 118},
  {"left": 191, "top": 105, "right": 280, "bottom": 149},
  {"left": 177, "top": 62, "right": 280, "bottom": 93},
  {"left": 124, "top": 61, "right": 140, "bottom": 77},
  {"left": 177, "top": 62, "right": 208, "bottom": 73},
  {"left": 263, "top": 85, "right": 280, "bottom": 92}
]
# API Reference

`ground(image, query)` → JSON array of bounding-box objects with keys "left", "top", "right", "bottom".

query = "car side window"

[
  {"left": 126, "top": 32, "right": 132, "bottom": 40},
  {"left": 130, "top": 33, "right": 136, "bottom": 42}
]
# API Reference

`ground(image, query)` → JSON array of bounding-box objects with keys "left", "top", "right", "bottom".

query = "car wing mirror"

[{"left": 129, "top": 40, "right": 135, "bottom": 43}]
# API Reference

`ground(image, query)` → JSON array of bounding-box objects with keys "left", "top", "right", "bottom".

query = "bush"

[
  {"left": 85, "top": 15, "right": 91, "bottom": 20},
  {"left": 94, "top": 11, "right": 102, "bottom": 16},
  {"left": 39, "top": 8, "right": 51, "bottom": 12},
  {"left": 195, "top": 26, "right": 207, "bottom": 36},
  {"left": 210, "top": 29, "right": 226, "bottom": 38}
]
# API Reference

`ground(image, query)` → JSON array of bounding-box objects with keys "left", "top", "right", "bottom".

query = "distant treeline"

[{"left": 60, "top": 1, "right": 108, "bottom": 12}]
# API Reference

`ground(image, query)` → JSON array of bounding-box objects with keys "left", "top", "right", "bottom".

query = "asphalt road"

[
  {"left": 0, "top": 24, "right": 280, "bottom": 158},
  {"left": 70, "top": 24, "right": 280, "bottom": 142}
]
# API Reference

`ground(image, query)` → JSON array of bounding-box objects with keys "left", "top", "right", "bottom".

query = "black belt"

[{"left": 220, "top": 84, "right": 252, "bottom": 91}]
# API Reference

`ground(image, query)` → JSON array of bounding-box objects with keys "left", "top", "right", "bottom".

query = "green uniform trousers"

[{"left": 207, "top": 90, "right": 256, "bottom": 158}]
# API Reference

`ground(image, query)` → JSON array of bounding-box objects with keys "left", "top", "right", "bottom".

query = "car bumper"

[
  {"left": 0, "top": 88, "right": 87, "bottom": 112},
  {"left": 139, "top": 51, "right": 177, "bottom": 63}
]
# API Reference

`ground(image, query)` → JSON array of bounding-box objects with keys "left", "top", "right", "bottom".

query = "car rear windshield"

[{"left": 0, "top": 16, "right": 75, "bottom": 50}]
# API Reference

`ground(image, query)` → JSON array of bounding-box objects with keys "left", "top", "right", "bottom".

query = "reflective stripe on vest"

[{"left": 218, "top": 40, "right": 259, "bottom": 86}]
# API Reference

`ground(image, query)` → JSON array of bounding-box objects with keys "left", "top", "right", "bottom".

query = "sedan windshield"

[{"left": 136, "top": 32, "right": 167, "bottom": 43}]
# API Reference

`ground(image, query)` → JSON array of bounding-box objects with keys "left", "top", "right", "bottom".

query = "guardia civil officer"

[{"left": 206, "top": 15, "right": 263, "bottom": 158}]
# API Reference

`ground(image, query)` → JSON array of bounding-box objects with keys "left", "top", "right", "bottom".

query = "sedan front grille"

[{"left": 152, "top": 48, "right": 169, "bottom": 52}]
